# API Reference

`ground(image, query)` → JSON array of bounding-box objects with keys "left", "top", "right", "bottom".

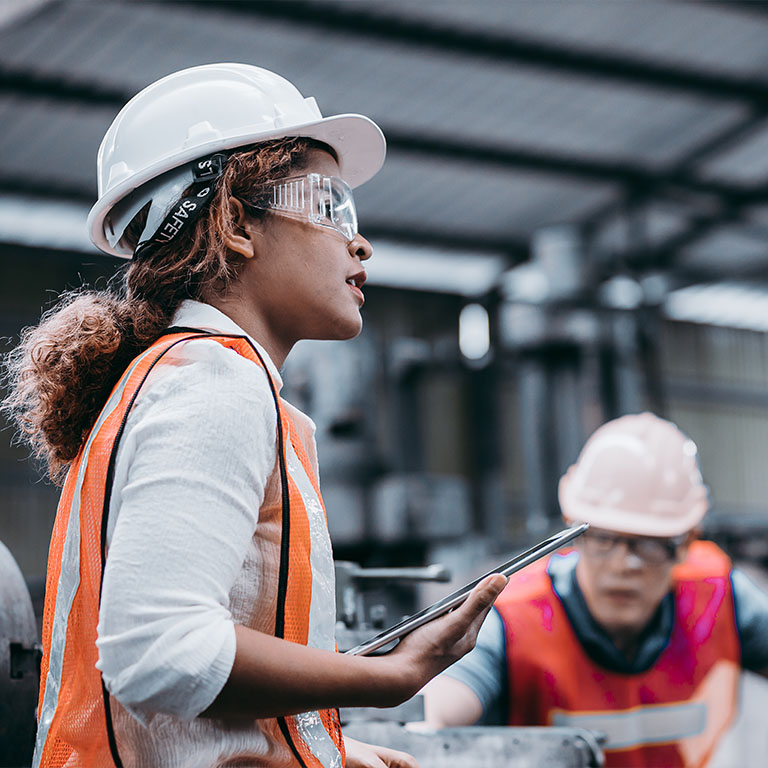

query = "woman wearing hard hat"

[
  {"left": 2, "top": 64, "right": 506, "bottom": 768},
  {"left": 423, "top": 413, "right": 768, "bottom": 768}
]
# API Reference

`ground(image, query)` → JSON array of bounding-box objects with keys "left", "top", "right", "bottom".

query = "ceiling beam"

[
  {"left": 174, "top": 0, "right": 768, "bottom": 107},
  {"left": 707, "top": 1, "right": 768, "bottom": 20},
  {"left": 0, "top": 64, "right": 126, "bottom": 105}
]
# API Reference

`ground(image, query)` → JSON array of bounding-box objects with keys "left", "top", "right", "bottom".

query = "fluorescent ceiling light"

[
  {"left": 366, "top": 242, "right": 506, "bottom": 296},
  {"left": 665, "top": 282, "right": 768, "bottom": 332},
  {"left": 0, "top": 195, "right": 99, "bottom": 254}
]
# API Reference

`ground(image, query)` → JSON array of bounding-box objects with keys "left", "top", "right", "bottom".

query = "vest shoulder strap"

[{"left": 673, "top": 540, "right": 731, "bottom": 582}]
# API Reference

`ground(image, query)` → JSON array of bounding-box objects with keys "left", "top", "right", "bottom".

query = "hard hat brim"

[
  {"left": 87, "top": 112, "right": 386, "bottom": 258},
  {"left": 560, "top": 504, "right": 706, "bottom": 538},
  {"left": 559, "top": 475, "right": 708, "bottom": 538}
]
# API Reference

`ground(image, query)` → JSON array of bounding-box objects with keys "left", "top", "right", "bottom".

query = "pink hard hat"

[{"left": 558, "top": 412, "right": 709, "bottom": 537}]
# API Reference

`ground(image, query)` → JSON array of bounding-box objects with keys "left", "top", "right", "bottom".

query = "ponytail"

[{"left": 2, "top": 287, "right": 172, "bottom": 482}]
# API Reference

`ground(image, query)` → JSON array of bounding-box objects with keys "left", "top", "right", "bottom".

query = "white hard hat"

[
  {"left": 559, "top": 412, "right": 709, "bottom": 537},
  {"left": 87, "top": 63, "right": 386, "bottom": 257}
]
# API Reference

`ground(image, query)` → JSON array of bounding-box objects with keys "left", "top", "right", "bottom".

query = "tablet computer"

[{"left": 344, "top": 522, "right": 588, "bottom": 656}]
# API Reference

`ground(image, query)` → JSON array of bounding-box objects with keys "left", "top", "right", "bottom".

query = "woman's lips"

[{"left": 348, "top": 283, "right": 364, "bottom": 304}]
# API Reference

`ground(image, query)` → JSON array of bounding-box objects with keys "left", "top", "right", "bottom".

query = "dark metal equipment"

[
  {"left": 335, "top": 560, "right": 451, "bottom": 642},
  {"left": 0, "top": 539, "right": 39, "bottom": 768},
  {"left": 342, "top": 723, "right": 605, "bottom": 768}
]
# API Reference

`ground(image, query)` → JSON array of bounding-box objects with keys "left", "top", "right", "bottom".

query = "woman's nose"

[{"left": 348, "top": 233, "right": 373, "bottom": 261}]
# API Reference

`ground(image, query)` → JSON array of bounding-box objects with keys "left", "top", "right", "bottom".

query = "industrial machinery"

[
  {"left": 342, "top": 723, "right": 604, "bottom": 768},
  {"left": 0, "top": 539, "right": 39, "bottom": 767}
]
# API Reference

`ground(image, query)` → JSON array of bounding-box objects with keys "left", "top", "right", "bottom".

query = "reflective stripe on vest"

[
  {"left": 496, "top": 542, "right": 740, "bottom": 768},
  {"left": 552, "top": 701, "right": 707, "bottom": 749},
  {"left": 33, "top": 332, "right": 344, "bottom": 768},
  {"left": 284, "top": 429, "right": 341, "bottom": 766}
]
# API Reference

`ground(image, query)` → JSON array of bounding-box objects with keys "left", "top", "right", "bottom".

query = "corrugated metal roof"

[
  {"left": 1, "top": 0, "right": 768, "bottom": 289},
  {"left": 365, "top": 0, "right": 768, "bottom": 81},
  {"left": 1, "top": 1, "right": 747, "bottom": 166}
]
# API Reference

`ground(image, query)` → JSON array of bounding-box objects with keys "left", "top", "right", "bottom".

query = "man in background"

[{"left": 422, "top": 412, "right": 768, "bottom": 767}]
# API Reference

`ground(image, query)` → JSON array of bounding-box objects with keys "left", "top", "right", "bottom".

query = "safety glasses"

[{"left": 244, "top": 173, "right": 358, "bottom": 242}]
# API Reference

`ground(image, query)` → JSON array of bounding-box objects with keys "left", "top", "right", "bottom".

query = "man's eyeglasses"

[{"left": 579, "top": 529, "right": 687, "bottom": 565}]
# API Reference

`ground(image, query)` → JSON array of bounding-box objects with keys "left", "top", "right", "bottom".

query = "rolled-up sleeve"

[{"left": 96, "top": 340, "right": 278, "bottom": 724}]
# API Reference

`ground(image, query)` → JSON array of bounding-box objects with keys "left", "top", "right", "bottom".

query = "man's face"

[{"left": 575, "top": 528, "right": 690, "bottom": 642}]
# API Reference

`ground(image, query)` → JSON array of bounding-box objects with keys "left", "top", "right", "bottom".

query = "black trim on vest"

[{"left": 97, "top": 330, "right": 309, "bottom": 768}]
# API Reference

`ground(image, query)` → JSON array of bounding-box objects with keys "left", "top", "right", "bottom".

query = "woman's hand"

[
  {"left": 344, "top": 736, "right": 420, "bottom": 768},
  {"left": 380, "top": 573, "right": 508, "bottom": 702}
]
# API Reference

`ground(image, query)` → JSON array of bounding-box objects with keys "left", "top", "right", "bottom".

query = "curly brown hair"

[{"left": 2, "top": 137, "right": 332, "bottom": 483}]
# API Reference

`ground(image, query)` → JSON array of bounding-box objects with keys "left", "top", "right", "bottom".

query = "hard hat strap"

[{"left": 133, "top": 153, "right": 228, "bottom": 259}]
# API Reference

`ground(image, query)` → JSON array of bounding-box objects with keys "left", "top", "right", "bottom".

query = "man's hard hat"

[
  {"left": 559, "top": 412, "right": 709, "bottom": 537},
  {"left": 87, "top": 63, "right": 386, "bottom": 257}
]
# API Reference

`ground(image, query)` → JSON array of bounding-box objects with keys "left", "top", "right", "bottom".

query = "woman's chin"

[
  {"left": 330, "top": 314, "right": 364, "bottom": 341},
  {"left": 306, "top": 317, "right": 362, "bottom": 342}
]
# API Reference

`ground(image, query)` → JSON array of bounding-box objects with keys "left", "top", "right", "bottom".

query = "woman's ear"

[{"left": 224, "top": 197, "right": 261, "bottom": 259}]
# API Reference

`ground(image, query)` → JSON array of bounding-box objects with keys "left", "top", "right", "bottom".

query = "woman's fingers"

[
  {"left": 442, "top": 573, "right": 507, "bottom": 644},
  {"left": 399, "top": 573, "right": 507, "bottom": 658},
  {"left": 457, "top": 573, "right": 508, "bottom": 617},
  {"left": 344, "top": 736, "right": 420, "bottom": 768}
]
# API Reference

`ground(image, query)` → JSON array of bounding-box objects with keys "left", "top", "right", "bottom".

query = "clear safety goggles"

[{"left": 245, "top": 173, "right": 358, "bottom": 242}]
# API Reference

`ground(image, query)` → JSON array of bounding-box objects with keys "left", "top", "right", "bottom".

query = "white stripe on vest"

[{"left": 285, "top": 437, "right": 342, "bottom": 768}]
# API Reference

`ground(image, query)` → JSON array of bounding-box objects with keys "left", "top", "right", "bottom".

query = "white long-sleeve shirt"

[{"left": 96, "top": 300, "right": 325, "bottom": 768}]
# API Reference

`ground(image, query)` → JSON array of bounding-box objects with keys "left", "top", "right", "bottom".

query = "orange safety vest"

[
  {"left": 33, "top": 331, "right": 345, "bottom": 768},
  {"left": 495, "top": 541, "right": 740, "bottom": 768}
]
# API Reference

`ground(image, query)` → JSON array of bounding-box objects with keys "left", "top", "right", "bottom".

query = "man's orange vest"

[
  {"left": 33, "top": 331, "right": 345, "bottom": 768},
  {"left": 495, "top": 541, "right": 740, "bottom": 768}
]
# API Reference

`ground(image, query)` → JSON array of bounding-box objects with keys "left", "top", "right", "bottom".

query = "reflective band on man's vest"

[
  {"left": 495, "top": 542, "right": 740, "bottom": 768},
  {"left": 33, "top": 332, "right": 345, "bottom": 768}
]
